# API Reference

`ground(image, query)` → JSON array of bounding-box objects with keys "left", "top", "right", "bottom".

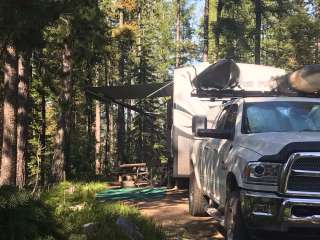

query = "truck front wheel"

[
  {"left": 224, "top": 191, "right": 251, "bottom": 240},
  {"left": 189, "top": 172, "right": 207, "bottom": 216}
]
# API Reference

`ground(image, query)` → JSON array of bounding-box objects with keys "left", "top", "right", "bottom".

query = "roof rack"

[{"left": 192, "top": 89, "right": 320, "bottom": 99}]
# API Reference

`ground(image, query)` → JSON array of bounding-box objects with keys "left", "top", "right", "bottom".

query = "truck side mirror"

[
  {"left": 196, "top": 129, "right": 233, "bottom": 140},
  {"left": 192, "top": 115, "right": 207, "bottom": 134}
]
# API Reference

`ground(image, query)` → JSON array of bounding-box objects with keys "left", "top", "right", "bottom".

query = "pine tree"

[
  {"left": 52, "top": 42, "right": 73, "bottom": 182},
  {"left": 0, "top": 45, "right": 18, "bottom": 186},
  {"left": 16, "top": 51, "right": 31, "bottom": 188}
]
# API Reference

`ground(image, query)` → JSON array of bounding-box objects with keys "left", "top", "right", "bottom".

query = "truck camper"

[{"left": 172, "top": 60, "right": 320, "bottom": 239}]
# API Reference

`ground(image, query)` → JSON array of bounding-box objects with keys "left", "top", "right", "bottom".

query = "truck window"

[
  {"left": 224, "top": 105, "right": 238, "bottom": 130},
  {"left": 243, "top": 101, "right": 320, "bottom": 133},
  {"left": 216, "top": 105, "right": 238, "bottom": 131},
  {"left": 216, "top": 109, "right": 228, "bottom": 130}
]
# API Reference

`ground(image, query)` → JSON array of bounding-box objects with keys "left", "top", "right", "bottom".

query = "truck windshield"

[{"left": 243, "top": 101, "right": 320, "bottom": 133}]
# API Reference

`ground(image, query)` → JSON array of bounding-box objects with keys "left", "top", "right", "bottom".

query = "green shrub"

[
  {"left": 0, "top": 185, "right": 61, "bottom": 240},
  {"left": 0, "top": 182, "right": 165, "bottom": 240},
  {"left": 41, "top": 181, "right": 107, "bottom": 209}
]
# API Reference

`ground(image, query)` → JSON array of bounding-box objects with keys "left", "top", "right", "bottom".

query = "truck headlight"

[{"left": 244, "top": 162, "right": 282, "bottom": 185}]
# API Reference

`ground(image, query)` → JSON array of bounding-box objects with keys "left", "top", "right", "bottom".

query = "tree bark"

[
  {"left": 105, "top": 103, "right": 114, "bottom": 166},
  {"left": 52, "top": 43, "right": 72, "bottom": 182},
  {"left": 0, "top": 70, "right": 3, "bottom": 169},
  {"left": 254, "top": 0, "right": 262, "bottom": 64},
  {"left": 215, "top": 0, "right": 223, "bottom": 60},
  {"left": 95, "top": 100, "right": 101, "bottom": 174},
  {"left": 117, "top": 105, "right": 125, "bottom": 165},
  {"left": 0, "top": 45, "right": 18, "bottom": 186},
  {"left": 16, "top": 51, "right": 30, "bottom": 188},
  {"left": 203, "top": 0, "right": 209, "bottom": 62},
  {"left": 176, "top": 0, "right": 181, "bottom": 67}
]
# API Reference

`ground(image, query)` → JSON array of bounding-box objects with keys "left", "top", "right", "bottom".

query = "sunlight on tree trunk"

[
  {"left": 16, "top": 51, "right": 30, "bottom": 188},
  {"left": 0, "top": 46, "right": 18, "bottom": 186}
]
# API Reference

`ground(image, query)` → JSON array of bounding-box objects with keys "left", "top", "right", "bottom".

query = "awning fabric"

[{"left": 85, "top": 82, "right": 173, "bottom": 100}]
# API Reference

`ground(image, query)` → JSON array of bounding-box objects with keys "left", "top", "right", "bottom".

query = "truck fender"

[{"left": 228, "top": 146, "right": 263, "bottom": 189}]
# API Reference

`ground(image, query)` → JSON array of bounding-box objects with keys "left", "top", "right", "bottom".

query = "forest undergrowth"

[{"left": 0, "top": 182, "right": 165, "bottom": 240}]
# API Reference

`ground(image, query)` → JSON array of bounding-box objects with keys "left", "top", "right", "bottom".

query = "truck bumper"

[{"left": 241, "top": 190, "right": 320, "bottom": 232}]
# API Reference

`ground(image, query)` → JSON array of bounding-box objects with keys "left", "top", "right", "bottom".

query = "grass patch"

[
  {"left": 0, "top": 182, "right": 165, "bottom": 240},
  {"left": 43, "top": 181, "right": 166, "bottom": 240}
]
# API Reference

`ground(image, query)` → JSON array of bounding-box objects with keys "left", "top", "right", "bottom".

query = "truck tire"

[
  {"left": 189, "top": 172, "right": 207, "bottom": 216},
  {"left": 224, "top": 191, "right": 251, "bottom": 240}
]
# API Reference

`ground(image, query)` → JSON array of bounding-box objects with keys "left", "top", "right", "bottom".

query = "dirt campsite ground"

[
  {"left": 135, "top": 189, "right": 224, "bottom": 240},
  {"left": 134, "top": 189, "right": 320, "bottom": 240}
]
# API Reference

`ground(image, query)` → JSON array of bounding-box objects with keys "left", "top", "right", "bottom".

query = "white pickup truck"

[
  {"left": 190, "top": 97, "right": 320, "bottom": 239},
  {"left": 171, "top": 61, "right": 320, "bottom": 239}
]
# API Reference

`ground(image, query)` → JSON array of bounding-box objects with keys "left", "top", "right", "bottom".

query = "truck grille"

[
  {"left": 285, "top": 154, "right": 320, "bottom": 195},
  {"left": 291, "top": 158, "right": 320, "bottom": 171},
  {"left": 287, "top": 176, "right": 320, "bottom": 192}
]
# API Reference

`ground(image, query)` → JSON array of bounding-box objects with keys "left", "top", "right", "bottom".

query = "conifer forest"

[{"left": 0, "top": 1, "right": 320, "bottom": 239}]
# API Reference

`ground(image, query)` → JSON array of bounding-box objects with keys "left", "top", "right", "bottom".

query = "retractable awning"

[
  {"left": 85, "top": 82, "right": 173, "bottom": 115},
  {"left": 86, "top": 82, "right": 173, "bottom": 100}
]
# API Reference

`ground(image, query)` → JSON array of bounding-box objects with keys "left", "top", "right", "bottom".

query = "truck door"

[
  {"left": 214, "top": 104, "right": 238, "bottom": 203},
  {"left": 202, "top": 107, "right": 229, "bottom": 199}
]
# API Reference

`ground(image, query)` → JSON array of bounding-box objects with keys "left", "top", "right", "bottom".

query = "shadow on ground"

[
  {"left": 98, "top": 186, "right": 320, "bottom": 239},
  {"left": 133, "top": 189, "right": 320, "bottom": 240}
]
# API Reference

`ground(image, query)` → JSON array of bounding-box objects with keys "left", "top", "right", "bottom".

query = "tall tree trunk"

[
  {"left": 0, "top": 45, "right": 18, "bottom": 186},
  {"left": 106, "top": 104, "right": 114, "bottom": 166},
  {"left": 52, "top": 43, "right": 72, "bottom": 182},
  {"left": 0, "top": 71, "right": 3, "bottom": 169},
  {"left": 215, "top": 0, "right": 223, "bottom": 60},
  {"left": 40, "top": 89, "right": 46, "bottom": 186},
  {"left": 104, "top": 58, "right": 113, "bottom": 170},
  {"left": 117, "top": 105, "right": 125, "bottom": 165},
  {"left": 175, "top": 0, "right": 181, "bottom": 67},
  {"left": 16, "top": 51, "right": 30, "bottom": 188},
  {"left": 254, "top": 0, "right": 262, "bottom": 64},
  {"left": 166, "top": 99, "right": 173, "bottom": 188},
  {"left": 95, "top": 100, "right": 101, "bottom": 174},
  {"left": 85, "top": 65, "right": 94, "bottom": 168},
  {"left": 203, "top": 0, "right": 209, "bottom": 62},
  {"left": 104, "top": 103, "right": 110, "bottom": 167},
  {"left": 117, "top": 9, "right": 126, "bottom": 165}
]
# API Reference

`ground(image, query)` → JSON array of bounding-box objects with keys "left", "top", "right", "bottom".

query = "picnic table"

[{"left": 118, "top": 163, "right": 150, "bottom": 187}]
